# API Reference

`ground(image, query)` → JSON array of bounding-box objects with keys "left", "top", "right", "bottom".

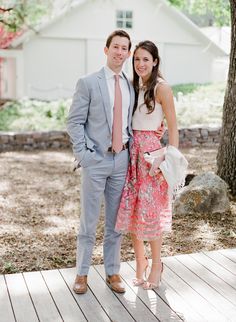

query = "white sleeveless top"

[{"left": 132, "top": 85, "right": 164, "bottom": 131}]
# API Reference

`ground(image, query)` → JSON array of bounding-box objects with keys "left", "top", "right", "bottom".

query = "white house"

[
  {"left": 201, "top": 26, "right": 230, "bottom": 55},
  {"left": 0, "top": 0, "right": 228, "bottom": 100}
]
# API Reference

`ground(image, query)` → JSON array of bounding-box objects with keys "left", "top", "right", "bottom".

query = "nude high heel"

[
  {"left": 143, "top": 261, "right": 163, "bottom": 290},
  {"left": 133, "top": 256, "right": 149, "bottom": 286}
]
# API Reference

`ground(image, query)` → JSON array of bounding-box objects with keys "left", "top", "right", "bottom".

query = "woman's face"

[{"left": 133, "top": 48, "right": 157, "bottom": 83}]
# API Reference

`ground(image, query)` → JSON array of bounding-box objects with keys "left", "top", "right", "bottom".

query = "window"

[{"left": 116, "top": 10, "right": 133, "bottom": 29}]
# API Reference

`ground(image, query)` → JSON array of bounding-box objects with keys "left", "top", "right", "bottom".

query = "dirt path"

[{"left": 0, "top": 147, "right": 235, "bottom": 274}]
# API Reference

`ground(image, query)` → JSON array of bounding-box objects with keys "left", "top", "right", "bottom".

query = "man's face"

[{"left": 104, "top": 36, "right": 131, "bottom": 71}]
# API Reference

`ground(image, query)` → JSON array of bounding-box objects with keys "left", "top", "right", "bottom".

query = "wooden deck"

[{"left": 1, "top": 248, "right": 236, "bottom": 322}]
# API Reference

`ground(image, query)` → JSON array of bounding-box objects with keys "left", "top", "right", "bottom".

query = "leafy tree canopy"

[
  {"left": 168, "top": 0, "right": 230, "bottom": 26},
  {"left": 0, "top": 0, "right": 53, "bottom": 32}
]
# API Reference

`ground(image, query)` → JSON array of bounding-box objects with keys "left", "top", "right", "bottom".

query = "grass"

[
  {"left": 171, "top": 83, "right": 207, "bottom": 96},
  {"left": 0, "top": 82, "right": 226, "bottom": 131}
]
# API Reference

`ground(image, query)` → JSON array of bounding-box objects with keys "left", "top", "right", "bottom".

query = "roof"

[
  {"left": 10, "top": 0, "right": 87, "bottom": 47},
  {"left": 162, "top": 1, "right": 228, "bottom": 56},
  {"left": 10, "top": 0, "right": 228, "bottom": 56},
  {"left": 201, "top": 26, "right": 230, "bottom": 55}
]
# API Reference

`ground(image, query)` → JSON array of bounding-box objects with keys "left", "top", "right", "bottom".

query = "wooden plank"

[
  {"left": 149, "top": 260, "right": 206, "bottom": 322},
  {"left": 2, "top": 249, "right": 236, "bottom": 322},
  {"left": 100, "top": 263, "right": 163, "bottom": 321},
  {"left": 60, "top": 267, "right": 110, "bottom": 322},
  {"left": 126, "top": 261, "right": 182, "bottom": 321},
  {"left": 176, "top": 254, "right": 236, "bottom": 307},
  {"left": 23, "top": 271, "right": 62, "bottom": 322},
  {"left": 82, "top": 265, "right": 134, "bottom": 322},
  {"left": 190, "top": 252, "right": 236, "bottom": 290},
  {"left": 204, "top": 250, "right": 236, "bottom": 275},
  {"left": 157, "top": 259, "right": 212, "bottom": 322},
  {"left": 0, "top": 275, "right": 15, "bottom": 322},
  {"left": 97, "top": 263, "right": 159, "bottom": 322},
  {"left": 218, "top": 248, "right": 236, "bottom": 263},
  {"left": 161, "top": 272, "right": 208, "bottom": 322},
  {"left": 164, "top": 256, "right": 229, "bottom": 322},
  {"left": 5, "top": 273, "right": 38, "bottom": 322},
  {"left": 41, "top": 269, "right": 86, "bottom": 322}
]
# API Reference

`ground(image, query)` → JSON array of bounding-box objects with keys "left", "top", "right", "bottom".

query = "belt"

[{"left": 107, "top": 142, "right": 129, "bottom": 153}]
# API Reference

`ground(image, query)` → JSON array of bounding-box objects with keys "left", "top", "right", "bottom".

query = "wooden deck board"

[
  {"left": 167, "top": 255, "right": 236, "bottom": 320},
  {"left": 160, "top": 261, "right": 219, "bottom": 322},
  {"left": 41, "top": 269, "right": 86, "bottom": 322},
  {"left": 87, "top": 265, "right": 134, "bottom": 321},
  {"left": 203, "top": 250, "right": 236, "bottom": 275},
  {"left": 127, "top": 261, "right": 182, "bottom": 321},
  {"left": 176, "top": 253, "right": 236, "bottom": 306},
  {"left": 23, "top": 271, "right": 62, "bottom": 322},
  {"left": 60, "top": 267, "right": 111, "bottom": 322},
  {"left": 5, "top": 273, "right": 39, "bottom": 322},
  {"left": 96, "top": 262, "right": 164, "bottom": 321},
  {"left": 1, "top": 248, "right": 236, "bottom": 322},
  {"left": 0, "top": 275, "right": 16, "bottom": 322},
  {"left": 164, "top": 256, "right": 231, "bottom": 322},
  {"left": 159, "top": 264, "right": 209, "bottom": 322},
  {"left": 218, "top": 248, "right": 236, "bottom": 263},
  {"left": 189, "top": 252, "right": 236, "bottom": 291}
]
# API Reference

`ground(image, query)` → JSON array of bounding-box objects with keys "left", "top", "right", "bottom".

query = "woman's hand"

[{"left": 155, "top": 121, "right": 165, "bottom": 140}]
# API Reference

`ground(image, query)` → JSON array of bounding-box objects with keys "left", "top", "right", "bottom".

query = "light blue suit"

[{"left": 67, "top": 67, "right": 135, "bottom": 276}]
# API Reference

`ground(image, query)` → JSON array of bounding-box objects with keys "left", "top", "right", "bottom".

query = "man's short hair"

[{"left": 106, "top": 30, "right": 132, "bottom": 50}]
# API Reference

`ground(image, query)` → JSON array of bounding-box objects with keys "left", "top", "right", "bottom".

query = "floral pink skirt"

[{"left": 115, "top": 130, "right": 172, "bottom": 241}]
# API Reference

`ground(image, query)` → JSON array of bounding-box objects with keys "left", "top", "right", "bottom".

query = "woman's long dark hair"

[{"left": 132, "top": 41, "right": 162, "bottom": 114}]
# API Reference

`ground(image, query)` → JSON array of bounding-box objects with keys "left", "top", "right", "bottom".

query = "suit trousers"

[{"left": 76, "top": 148, "right": 129, "bottom": 276}]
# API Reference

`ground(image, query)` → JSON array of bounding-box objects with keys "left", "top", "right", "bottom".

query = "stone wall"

[
  {"left": 0, "top": 126, "right": 221, "bottom": 152},
  {"left": 163, "top": 126, "right": 221, "bottom": 148},
  {"left": 0, "top": 131, "right": 70, "bottom": 152}
]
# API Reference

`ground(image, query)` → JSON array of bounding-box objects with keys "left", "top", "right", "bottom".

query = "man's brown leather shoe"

[
  {"left": 106, "top": 274, "right": 126, "bottom": 293},
  {"left": 73, "top": 275, "right": 87, "bottom": 294}
]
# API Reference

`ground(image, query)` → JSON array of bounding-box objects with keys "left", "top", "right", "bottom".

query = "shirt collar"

[{"left": 104, "top": 65, "right": 124, "bottom": 79}]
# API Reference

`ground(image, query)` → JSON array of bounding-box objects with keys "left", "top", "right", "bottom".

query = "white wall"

[
  {"left": 163, "top": 43, "right": 214, "bottom": 84},
  {"left": 43, "top": 0, "right": 199, "bottom": 45},
  {"left": 19, "top": 0, "right": 227, "bottom": 99},
  {"left": 211, "top": 57, "right": 229, "bottom": 82},
  {"left": 24, "top": 38, "right": 85, "bottom": 100},
  {"left": 86, "top": 39, "right": 106, "bottom": 74}
]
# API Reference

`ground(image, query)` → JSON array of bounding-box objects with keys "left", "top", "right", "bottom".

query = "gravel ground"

[{"left": 0, "top": 147, "right": 235, "bottom": 274}]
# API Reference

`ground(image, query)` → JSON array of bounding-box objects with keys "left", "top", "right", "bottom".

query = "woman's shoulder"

[
  {"left": 155, "top": 78, "right": 172, "bottom": 96},
  {"left": 156, "top": 78, "right": 169, "bottom": 87}
]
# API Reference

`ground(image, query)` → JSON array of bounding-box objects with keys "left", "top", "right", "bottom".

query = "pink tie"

[{"left": 112, "top": 74, "right": 123, "bottom": 153}]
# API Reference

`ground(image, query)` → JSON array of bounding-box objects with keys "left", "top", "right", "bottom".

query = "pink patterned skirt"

[{"left": 115, "top": 130, "right": 172, "bottom": 241}]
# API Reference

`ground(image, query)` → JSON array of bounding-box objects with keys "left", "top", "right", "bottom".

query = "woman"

[{"left": 115, "top": 40, "right": 179, "bottom": 290}]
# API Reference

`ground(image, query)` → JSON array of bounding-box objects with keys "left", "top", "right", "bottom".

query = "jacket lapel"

[{"left": 97, "top": 68, "right": 112, "bottom": 133}]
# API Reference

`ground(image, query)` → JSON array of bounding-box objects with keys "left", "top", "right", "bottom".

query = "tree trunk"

[{"left": 217, "top": 0, "right": 236, "bottom": 195}]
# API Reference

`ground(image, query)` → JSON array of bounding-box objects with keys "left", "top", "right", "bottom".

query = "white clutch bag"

[{"left": 144, "top": 147, "right": 166, "bottom": 176}]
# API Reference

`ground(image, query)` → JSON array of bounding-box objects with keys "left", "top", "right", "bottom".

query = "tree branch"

[
  {"left": 0, "top": 7, "right": 14, "bottom": 12},
  {"left": 0, "top": 19, "right": 16, "bottom": 29}
]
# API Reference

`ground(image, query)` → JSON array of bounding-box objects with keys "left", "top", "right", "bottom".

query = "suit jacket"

[{"left": 67, "top": 67, "right": 135, "bottom": 168}]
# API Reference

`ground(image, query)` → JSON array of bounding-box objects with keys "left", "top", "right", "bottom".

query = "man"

[{"left": 67, "top": 30, "right": 134, "bottom": 294}]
